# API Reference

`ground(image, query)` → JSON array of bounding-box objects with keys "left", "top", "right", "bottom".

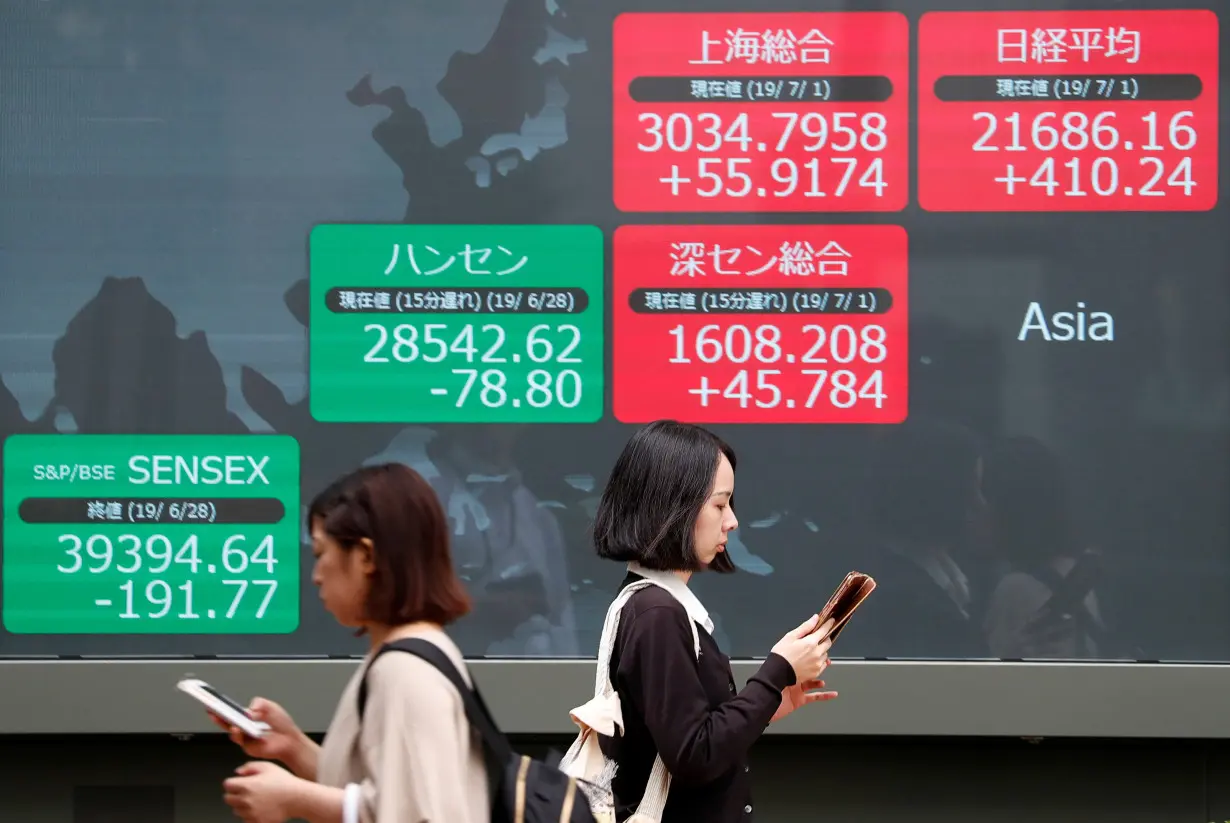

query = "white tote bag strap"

[
  {"left": 610, "top": 579, "right": 698, "bottom": 823},
  {"left": 593, "top": 579, "right": 654, "bottom": 696},
  {"left": 593, "top": 579, "right": 701, "bottom": 697},
  {"left": 629, "top": 755, "right": 672, "bottom": 822},
  {"left": 560, "top": 581, "right": 656, "bottom": 781},
  {"left": 563, "top": 576, "right": 702, "bottom": 823},
  {"left": 342, "top": 783, "right": 362, "bottom": 823}
]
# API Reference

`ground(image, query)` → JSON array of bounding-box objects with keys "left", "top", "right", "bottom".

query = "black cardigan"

[{"left": 598, "top": 573, "right": 796, "bottom": 823}]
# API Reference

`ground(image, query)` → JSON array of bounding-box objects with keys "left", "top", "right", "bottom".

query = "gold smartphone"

[{"left": 818, "top": 571, "right": 877, "bottom": 643}]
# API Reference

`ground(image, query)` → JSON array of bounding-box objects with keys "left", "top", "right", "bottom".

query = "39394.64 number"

[{"left": 55, "top": 532, "right": 278, "bottom": 575}]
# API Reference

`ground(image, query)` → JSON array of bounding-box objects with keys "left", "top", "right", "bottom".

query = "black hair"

[{"left": 593, "top": 420, "right": 737, "bottom": 574}]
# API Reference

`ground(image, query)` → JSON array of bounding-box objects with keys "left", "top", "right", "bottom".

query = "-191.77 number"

[{"left": 111, "top": 577, "right": 279, "bottom": 620}]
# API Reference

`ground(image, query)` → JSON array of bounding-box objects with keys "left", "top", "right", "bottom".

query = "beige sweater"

[{"left": 316, "top": 626, "right": 489, "bottom": 823}]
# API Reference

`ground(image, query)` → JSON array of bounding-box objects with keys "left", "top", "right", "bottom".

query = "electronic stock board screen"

[{"left": 0, "top": 1, "right": 1224, "bottom": 664}]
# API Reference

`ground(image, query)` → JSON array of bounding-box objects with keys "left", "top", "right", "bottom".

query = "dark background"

[
  {"left": 9, "top": 734, "right": 1230, "bottom": 823},
  {"left": 0, "top": 0, "right": 1226, "bottom": 661}
]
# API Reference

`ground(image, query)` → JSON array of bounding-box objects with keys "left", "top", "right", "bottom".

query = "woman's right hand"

[
  {"left": 771, "top": 614, "right": 836, "bottom": 683},
  {"left": 209, "top": 698, "right": 315, "bottom": 777}
]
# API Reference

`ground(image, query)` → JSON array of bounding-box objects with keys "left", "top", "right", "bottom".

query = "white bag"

[
  {"left": 558, "top": 579, "right": 701, "bottom": 823},
  {"left": 342, "top": 783, "right": 361, "bottom": 823}
]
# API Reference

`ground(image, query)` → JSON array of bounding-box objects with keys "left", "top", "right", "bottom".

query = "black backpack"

[{"left": 358, "top": 638, "right": 597, "bottom": 823}]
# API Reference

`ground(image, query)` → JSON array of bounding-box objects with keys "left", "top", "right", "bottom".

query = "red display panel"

[
  {"left": 613, "top": 225, "right": 908, "bottom": 424},
  {"left": 918, "top": 10, "right": 1219, "bottom": 212},
  {"left": 612, "top": 13, "right": 909, "bottom": 213}
]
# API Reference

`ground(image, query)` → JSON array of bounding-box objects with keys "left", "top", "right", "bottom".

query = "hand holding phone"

[
  {"left": 817, "top": 571, "right": 877, "bottom": 644},
  {"left": 180, "top": 680, "right": 317, "bottom": 776},
  {"left": 178, "top": 679, "right": 270, "bottom": 739}
]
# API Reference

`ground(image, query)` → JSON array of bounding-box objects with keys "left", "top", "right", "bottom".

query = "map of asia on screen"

[{"left": 0, "top": 0, "right": 1224, "bottom": 663}]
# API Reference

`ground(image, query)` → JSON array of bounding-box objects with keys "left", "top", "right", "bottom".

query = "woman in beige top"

[{"left": 210, "top": 463, "right": 489, "bottom": 823}]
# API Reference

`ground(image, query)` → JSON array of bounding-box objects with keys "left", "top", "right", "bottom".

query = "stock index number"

[{"left": 363, "top": 322, "right": 583, "bottom": 365}]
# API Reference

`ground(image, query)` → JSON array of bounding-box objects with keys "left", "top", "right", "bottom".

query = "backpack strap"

[{"left": 357, "top": 637, "right": 514, "bottom": 764}]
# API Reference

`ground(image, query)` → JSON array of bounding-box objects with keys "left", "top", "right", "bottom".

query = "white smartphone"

[{"left": 177, "top": 678, "right": 270, "bottom": 739}]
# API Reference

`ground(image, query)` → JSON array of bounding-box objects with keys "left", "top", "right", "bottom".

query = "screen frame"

[{"left": 1, "top": 659, "right": 1227, "bottom": 737}]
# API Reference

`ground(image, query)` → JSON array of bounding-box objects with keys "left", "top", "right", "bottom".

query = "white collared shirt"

[{"left": 627, "top": 561, "right": 715, "bottom": 636}]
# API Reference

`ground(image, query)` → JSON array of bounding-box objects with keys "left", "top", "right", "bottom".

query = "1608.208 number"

[{"left": 669, "top": 323, "right": 889, "bottom": 365}]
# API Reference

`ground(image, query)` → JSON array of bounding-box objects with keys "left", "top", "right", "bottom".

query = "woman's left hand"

[
  {"left": 771, "top": 677, "right": 838, "bottom": 723},
  {"left": 222, "top": 761, "right": 303, "bottom": 823}
]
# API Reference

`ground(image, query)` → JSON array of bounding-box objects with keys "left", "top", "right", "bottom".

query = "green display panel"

[
  {"left": 2, "top": 435, "right": 300, "bottom": 634},
  {"left": 309, "top": 224, "right": 605, "bottom": 423}
]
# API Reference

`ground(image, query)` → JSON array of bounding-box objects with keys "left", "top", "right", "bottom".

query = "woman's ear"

[{"left": 355, "top": 537, "right": 377, "bottom": 575}]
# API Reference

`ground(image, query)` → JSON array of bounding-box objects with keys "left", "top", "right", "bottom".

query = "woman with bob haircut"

[
  {"left": 210, "top": 463, "right": 489, "bottom": 823},
  {"left": 582, "top": 420, "right": 838, "bottom": 823}
]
